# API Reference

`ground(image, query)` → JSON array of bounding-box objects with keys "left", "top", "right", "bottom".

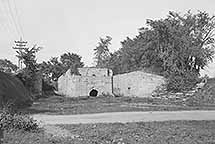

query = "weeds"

[{"left": 0, "top": 110, "right": 39, "bottom": 131}]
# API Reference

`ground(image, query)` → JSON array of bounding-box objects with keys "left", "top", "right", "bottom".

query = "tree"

[
  {"left": 144, "top": 11, "right": 215, "bottom": 75},
  {"left": 60, "top": 52, "right": 84, "bottom": 74},
  {"left": 16, "top": 45, "right": 42, "bottom": 73},
  {"left": 16, "top": 45, "right": 42, "bottom": 93},
  {"left": 106, "top": 11, "right": 215, "bottom": 91},
  {"left": 145, "top": 11, "right": 215, "bottom": 91},
  {"left": 40, "top": 57, "right": 63, "bottom": 82},
  {"left": 0, "top": 71, "right": 33, "bottom": 143},
  {"left": 0, "top": 59, "right": 18, "bottom": 73},
  {"left": 106, "top": 50, "right": 123, "bottom": 74},
  {"left": 94, "top": 36, "right": 112, "bottom": 68},
  {"left": 40, "top": 52, "right": 84, "bottom": 82}
]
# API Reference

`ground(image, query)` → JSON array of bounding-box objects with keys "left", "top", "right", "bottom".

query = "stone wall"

[
  {"left": 58, "top": 68, "right": 165, "bottom": 98},
  {"left": 71, "top": 76, "right": 112, "bottom": 97},
  {"left": 58, "top": 70, "right": 72, "bottom": 96},
  {"left": 78, "top": 67, "right": 113, "bottom": 77},
  {"left": 58, "top": 69, "right": 113, "bottom": 97},
  {"left": 113, "top": 71, "right": 165, "bottom": 97}
]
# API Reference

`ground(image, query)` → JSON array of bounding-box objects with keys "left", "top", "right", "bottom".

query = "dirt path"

[{"left": 33, "top": 110, "right": 215, "bottom": 125}]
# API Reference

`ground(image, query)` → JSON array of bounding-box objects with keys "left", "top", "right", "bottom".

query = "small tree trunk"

[{"left": 0, "top": 129, "right": 3, "bottom": 144}]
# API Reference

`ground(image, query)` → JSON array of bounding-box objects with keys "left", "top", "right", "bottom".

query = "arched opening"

[{"left": 89, "top": 89, "right": 98, "bottom": 97}]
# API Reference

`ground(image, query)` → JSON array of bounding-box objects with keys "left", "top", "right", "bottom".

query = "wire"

[
  {"left": 0, "top": 0, "right": 17, "bottom": 39},
  {"left": 1, "top": 0, "right": 18, "bottom": 38},
  {"left": 11, "top": 0, "right": 24, "bottom": 38},
  {"left": 5, "top": 0, "right": 21, "bottom": 38},
  {"left": 6, "top": 0, "right": 21, "bottom": 37}
]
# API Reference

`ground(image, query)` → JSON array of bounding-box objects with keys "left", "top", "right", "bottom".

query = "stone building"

[
  {"left": 58, "top": 67, "right": 113, "bottom": 97},
  {"left": 113, "top": 71, "right": 165, "bottom": 97},
  {"left": 58, "top": 67, "right": 165, "bottom": 97}
]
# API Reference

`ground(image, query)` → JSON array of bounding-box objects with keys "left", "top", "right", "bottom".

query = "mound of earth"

[{"left": 0, "top": 71, "right": 33, "bottom": 110}]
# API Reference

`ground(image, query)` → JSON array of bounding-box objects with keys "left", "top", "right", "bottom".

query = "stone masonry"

[
  {"left": 58, "top": 67, "right": 165, "bottom": 97},
  {"left": 113, "top": 71, "right": 165, "bottom": 97},
  {"left": 58, "top": 67, "right": 113, "bottom": 97}
]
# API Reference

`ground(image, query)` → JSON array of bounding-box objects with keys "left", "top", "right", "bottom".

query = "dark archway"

[{"left": 89, "top": 89, "right": 98, "bottom": 97}]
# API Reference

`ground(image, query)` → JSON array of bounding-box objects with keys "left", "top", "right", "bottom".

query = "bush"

[
  {"left": 0, "top": 110, "right": 39, "bottom": 131},
  {"left": 186, "top": 78, "right": 215, "bottom": 106},
  {"left": 16, "top": 71, "right": 42, "bottom": 100},
  {"left": 0, "top": 72, "right": 33, "bottom": 110},
  {"left": 166, "top": 71, "right": 199, "bottom": 92}
]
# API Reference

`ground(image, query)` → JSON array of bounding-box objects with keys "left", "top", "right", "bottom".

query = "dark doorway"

[{"left": 89, "top": 89, "right": 98, "bottom": 97}]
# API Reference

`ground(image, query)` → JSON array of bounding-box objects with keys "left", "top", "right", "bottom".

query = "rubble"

[{"left": 151, "top": 82, "right": 206, "bottom": 104}]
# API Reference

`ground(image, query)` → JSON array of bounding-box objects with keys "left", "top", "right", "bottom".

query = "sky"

[{"left": 0, "top": 0, "right": 215, "bottom": 67}]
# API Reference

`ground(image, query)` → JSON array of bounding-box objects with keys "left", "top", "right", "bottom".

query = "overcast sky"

[{"left": 0, "top": 0, "right": 215, "bottom": 66}]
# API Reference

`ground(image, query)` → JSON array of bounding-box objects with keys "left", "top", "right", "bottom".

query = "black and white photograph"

[{"left": 0, "top": 0, "right": 215, "bottom": 143}]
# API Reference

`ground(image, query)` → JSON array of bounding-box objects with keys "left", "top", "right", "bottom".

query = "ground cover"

[
  {"left": 4, "top": 121, "right": 215, "bottom": 144},
  {"left": 3, "top": 129, "right": 47, "bottom": 144},
  {"left": 188, "top": 78, "right": 215, "bottom": 106},
  {"left": 21, "top": 95, "right": 215, "bottom": 115},
  {"left": 57, "top": 120, "right": 215, "bottom": 144}
]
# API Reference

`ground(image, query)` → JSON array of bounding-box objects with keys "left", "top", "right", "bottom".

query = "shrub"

[
  {"left": 186, "top": 78, "right": 215, "bottom": 106},
  {"left": 166, "top": 71, "right": 199, "bottom": 92},
  {"left": 0, "top": 110, "right": 39, "bottom": 131},
  {"left": 0, "top": 72, "right": 33, "bottom": 110}
]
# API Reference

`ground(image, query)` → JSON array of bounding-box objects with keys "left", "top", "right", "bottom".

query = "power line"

[
  {"left": 0, "top": 0, "right": 16, "bottom": 39},
  {"left": 6, "top": 0, "right": 22, "bottom": 36},
  {"left": 0, "top": 5, "right": 10, "bottom": 34},
  {"left": 0, "top": 0, "right": 18, "bottom": 38},
  {"left": 11, "top": 0, "right": 24, "bottom": 38}
]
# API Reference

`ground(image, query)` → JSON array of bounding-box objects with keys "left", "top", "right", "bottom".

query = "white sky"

[{"left": 0, "top": 0, "right": 215, "bottom": 66}]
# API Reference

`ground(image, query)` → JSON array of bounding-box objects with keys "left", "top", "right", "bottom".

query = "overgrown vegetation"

[
  {"left": 166, "top": 70, "right": 200, "bottom": 92},
  {"left": 0, "top": 71, "right": 32, "bottom": 110},
  {"left": 15, "top": 45, "right": 84, "bottom": 96},
  {"left": 0, "top": 10, "right": 214, "bottom": 102},
  {"left": 0, "top": 59, "right": 18, "bottom": 73},
  {"left": 0, "top": 108, "right": 40, "bottom": 144},
  {"left": 39, "top": 52, "right": 84, "bottom": 90},
  {"left": 4, "top": 130, "right": 46, "bottom": 144},
  {"left": 21, "top": 95, "right": 215, "bottom": 116},
  {"left": 187, "top": 78, "right": 215, "bottom": 106},
  {"left": 3, "top": 121, "right": 215, "bottom": 144},
  {"left": 0, "top": 110, "right": 38, "bottom": 131},
  {"left": 2, "top": 10, "right": 214, "bottom": 94},
  {"left": 58, "top": 121, "right": 215, "bottom": 144},
  {"left": 16, "top": 45, "right": 42, "bottom": 95},
  {"left": 36, "top": 53, "right": 84, "bottom": 96},
  {"left": 94, "top": 36, "right": 112, "bottom": 68},
  {"left": 94, "top": 11, "right": 215, "bottom": 92}
]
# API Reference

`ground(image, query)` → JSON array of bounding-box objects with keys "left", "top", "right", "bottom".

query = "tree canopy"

[
  {"left": 102, "top": 11, "right": 215, "bottom": 91},
  {"left": 40, "top": 52, "right": 84, "bottom": 81},
  {"left": 0, "top": 59, "right": 18, "bottom": 73},
  {"left": 94, "top": 36, "right": 112, "bottom": 68},
  {"left": 15, "top": 45, "right": 42, "bottom": 95}
]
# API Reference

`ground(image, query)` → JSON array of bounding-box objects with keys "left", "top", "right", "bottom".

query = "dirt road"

[{"left": 33, "top": 110, "right": 215, "bottom": 125}]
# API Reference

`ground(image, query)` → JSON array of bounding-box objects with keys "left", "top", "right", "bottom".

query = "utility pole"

[{"left": 12, "top": 37, "right": 27, "bottom": 69}]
